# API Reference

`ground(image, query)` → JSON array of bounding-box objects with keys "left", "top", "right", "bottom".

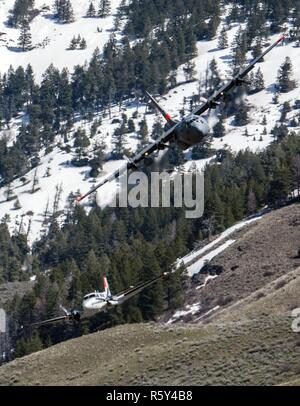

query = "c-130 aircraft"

[{"left": 76, "top": 35, "right": 285, "bottom": 203}]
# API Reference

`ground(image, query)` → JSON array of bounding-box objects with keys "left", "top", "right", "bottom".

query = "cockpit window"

[{"left": 83, "top": 293, "right": 96, "bottom": 300}]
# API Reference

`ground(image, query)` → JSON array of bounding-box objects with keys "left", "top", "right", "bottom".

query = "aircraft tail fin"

[
  {"left": 103, "top": 276, "right": 111, "bottom": 298},
  {"left": 145, "top": 91, "right": 177, "bottom": 126}
]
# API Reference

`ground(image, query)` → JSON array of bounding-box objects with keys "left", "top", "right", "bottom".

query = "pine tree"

[
  {"left": 79, "top": 38, "right": 87, "bottom": 50},
  {"left": 89, "top": 141, "right": 105, "bottom": 177},
  {"left": 218, "top": 26, "right": 228, "bottom": 49},
  {"left": 86, "top": 2, "right": 96, "bottom": 18},
  {"left": 5, "top": 183, "right": 13, "bottom": 201},
  {"left": 98, "top": 0, "right": 111, "bottom": 18},
  {"left": 54, "top": 0, "right": 75, "bottom": 24},
  {"left": 280, "top": 101, "right": 291, "bottom": 122},
  {"left": 18, "top": 21, "right": 32, "bottom": 52},
  {"left": 31, "top": 168, "right": 39, "bottom": 194},
  {"left": 277, "top": 57, "right": 297, "bottom": 93},
  {"left": 250, "top": 68, "right": 265, "bottom": 93},
  {"left": 73, "top": 128, "right": 90, "bottom": 162},
  {"left": 127, "top": 118, "right": 136, "bottom": 133},
  {"left": 183, "top": 60, "right": 196, "bottom": 82},
  {"left": 112, "top": 130, "right": 125, "bottom": 159},
  {"left": 234, "top": 100, "right": 249, "bottom": 126},
  {"left": 69, "top": 36, "right": 77, "bottom": 50},
  {"left": 13, "top": 198, "right": 22, "bottom": 210},
  {"left": 252, "top": 40, "right": 263, "bottom": 61},
  {"left": 208, "top": 58, "right": 221, "bottom": 90},
  {"left": 138, "top": 119, "right": 149, "bottom": 148},
  {"left": 267, "top": 168, "right": 289, "bottom": 204},
  {"left": 247, "top": 189, "right": 257, "bottom": 214},
  {"left": 9, "top": 0, "right": 35, "bottom": 28},
  {"left": 272, "top": 92, "right": 279, "bottom": 104},
  {"left": 166, "top": 266, "right": 185, "bottom": 310},
  {"left": 213, "top": 116, "right": 225, "bottom": 138}
]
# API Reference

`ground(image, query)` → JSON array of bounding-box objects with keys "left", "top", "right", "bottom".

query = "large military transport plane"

[{"left": 76, "top": 35, "right": 285, "bottom": 203}]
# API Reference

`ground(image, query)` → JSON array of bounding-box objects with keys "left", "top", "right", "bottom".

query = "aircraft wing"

[
  {"left": 191, "top": 35, "right": 285, "bottom": 117},
  {"left": 31, "top": 315, "right": 70, "bottom": 327},
  {"left": 76, "top": 125, "right": 178, "bottom": 203},
  {"left": 112, "top": 272, "right": 169, "bottom": 304}
]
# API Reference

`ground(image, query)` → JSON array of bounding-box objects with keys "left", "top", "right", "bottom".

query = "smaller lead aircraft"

[{"left": 32, "top": 273, "right": 169, "bottom": 327}]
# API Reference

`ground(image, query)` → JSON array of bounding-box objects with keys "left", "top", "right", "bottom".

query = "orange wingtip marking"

[
  {"left": 277, "top": 35, "right": 285, "bottom": 43},
  {"left": 164, "top": 113, "right": 172, "bottom": 121},
  {"left": 75, "top": 196, "right": 83, "bottom": 203}
]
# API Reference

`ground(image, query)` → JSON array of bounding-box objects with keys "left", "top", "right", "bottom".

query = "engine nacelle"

[
  {"left": 71, "top": 310, "right": 81, "bottom": 322},
  {"left": 175, "top": 115, "right": 210, "bottom": 150}
]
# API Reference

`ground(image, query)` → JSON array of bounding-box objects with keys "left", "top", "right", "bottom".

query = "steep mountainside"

[
  {"left": 1, "top": 202, "right": 299, "bottom": 385},
  {"left": 0, "top": 0, "right": 300, "bottom": 372},
  {"left": 167, "top": 202, "right": 300, "bottom": 323}
]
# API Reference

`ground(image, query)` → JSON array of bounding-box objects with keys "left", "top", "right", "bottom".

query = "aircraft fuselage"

[
  {"left": 81, "top": 292, "right": 109, "bottom": 318},
  {"left": 175, "top": 114, "right": 210, "bottom": 150}
]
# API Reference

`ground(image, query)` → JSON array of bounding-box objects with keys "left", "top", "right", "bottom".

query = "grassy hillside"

[
  {"left": 181, "top": 203, "right": 300, "bottom": 321},
  {"left": 0, "top": 313, "right": 299, "bottom": 386},
  {"left": 1, "top": 204, "right": 300, "bottom": 386}
]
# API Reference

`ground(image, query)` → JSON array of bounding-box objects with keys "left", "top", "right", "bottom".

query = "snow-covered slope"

[
  {"left": 0, "top": 0, "right": 123, "bottom": 81},
  {"left": 0, "top": 1, "right": 300, "bottom": 245}
]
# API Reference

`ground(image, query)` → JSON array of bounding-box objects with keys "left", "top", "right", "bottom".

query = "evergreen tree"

[
  {"left": 277, "top": 57, "right": 297, "bottom": 93},
  {"left": 112, "top": 130, "right": 126, "bottom": 159},
  {"left": 18, "top": 21, "right": 32, "bottom": 52},
  {"left": 267, "top": 168, "right": 289, "bottom": 204},
  {"left": 137, "top": 248, "right": 164, "bottom": 320},
  {"left": 98, "top": 0, "right": 111, "bottom": 18},
  {"left": 15, "top": 331, "right": 43, "bottom": 358},
  {"left": 218, "top": 26, "right": 228, "bottom": 49},
  {"left": 86, "top": 2, "right": 96, "bottom": 18},
  {"left": 73, "top": 128, "right": 90, "bottom": 161},
  {"left": 234, "top": 100, "right": 249, "bottom": 126},
  {"left": 247, "top": 189, "right": 257, "bottom": 214},
  {"left": 54, "top": 0, "right": 75, "bottom": 24},
  {"left": 207, "top": 58, "right": 221, "bottom": 90},
  {"left": 13, "top": 198, "right": 22, "bottom": 210},
  {"left": 213, "top": 117, "right": 225, "bottom": 138},
  {"left": 138, "top": 119, "right": 149, "bottom": 149},
  {"left": 166, "top": 266, "right": 185, "bottom": 310},
  {"left": 79, "top": 38, "right": 87, "bottom": 50},
  {"left": 9, "top": 0, "right": 35, "bottom": 28},
  {"left": 252, "top": 40, "right": 263, "bottom": 61},
  {"left": 249, "top": 68, "right": 265, "bottom": 93},
  {"left": 280, "top": 101, "right": 291, "bottom": 123},
  {"left": 69, "top": 36, "right": 78, "bottom": 50},
  {"left": 89, "top": 141, "right": 105, "bottom": 177},
  {"left": 183, "top": 60, "right": 196, "bottom": 82}
]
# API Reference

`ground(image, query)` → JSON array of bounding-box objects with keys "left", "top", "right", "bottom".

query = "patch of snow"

[
  {"left": 195, "top": 274, "right": 218, "bottom": 290},
  {"left": 167, "top": 302, "right": 201, "bottom": 324},
  {"left": 193, "top": 306, "right": 220, "bottom": 322},
  {"left": 178, "top": 216, "right": 262, "bottom": 269},
  {"left": 186, "top": 239, "right": 236, "bottom": 277},
  {"left": 0, "top": 0, "right": 124, "bottom": 82}
]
